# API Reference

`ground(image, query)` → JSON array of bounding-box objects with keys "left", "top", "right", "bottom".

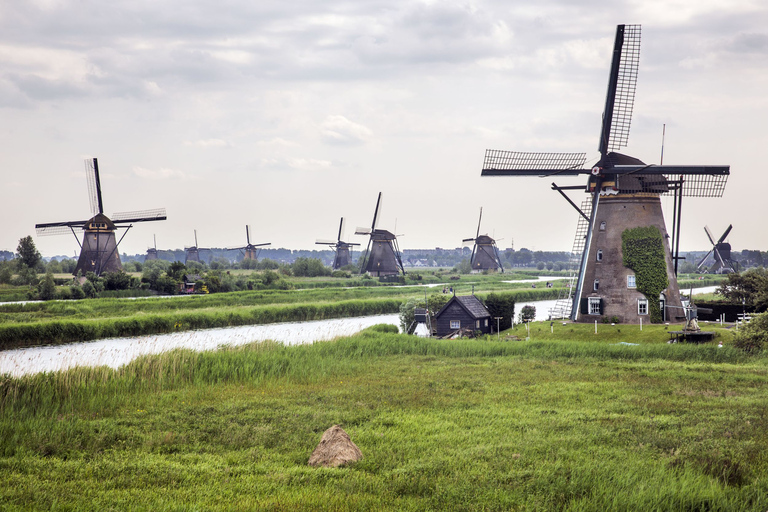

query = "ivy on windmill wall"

[{"left": 622, "top": 226, "right": 669, "bottom": 323}]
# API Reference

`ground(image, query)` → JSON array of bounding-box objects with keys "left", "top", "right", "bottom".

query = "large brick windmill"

[
  {"left": 481, "top": 25, "right": 730, "bottom": 323},
  {"left": 36, "top": 158, "right": 167, "bottom": 276}
]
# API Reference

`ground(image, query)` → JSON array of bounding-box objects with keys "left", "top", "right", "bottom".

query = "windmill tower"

[
  {"left": 355, "top": 192, "right": 405, "bottom": 277},
  {"left": 227, "top": 225, "right": 270, "bottom": 261},
  {"left": 145, "top": 235, "right": 158, "bottom": 262},
  {"left": 698, "top": 225, "right": 736, "bottom": 274},
  {"left": 462, "top": 207, "right": 504, "bottom": 273},
  {"left": 185, "top": 230, "right": 211, "bottom": 264},
  {"left": 481, "top": 25, "right": 729, "bottom": 323},
  {"left": 316, "top": 217, "right": 360, "bottom": 269},
  {"left": 36, "top": 158, "right": 167, "bottom": 276}
]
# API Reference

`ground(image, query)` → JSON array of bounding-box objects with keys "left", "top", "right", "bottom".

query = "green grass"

[{"left": 2, "top": 326, "right": 768, "bottom": 510}]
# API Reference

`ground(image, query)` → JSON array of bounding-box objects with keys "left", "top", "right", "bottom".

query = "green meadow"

[{"left": 2, "top": 322, "right": 767, "bottom": 511}]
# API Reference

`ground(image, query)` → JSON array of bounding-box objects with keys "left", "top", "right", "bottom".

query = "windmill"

[
  {"left": 145, "top": 235, "right": 159, "bottom": 262},
  {"left": 481, "top": 25, "right": 729, "bottom": 323},
  {"left": 316, "top": 217, "right": 360, "bottom": 269},
  {"left": 227, "top": 225, "right": 270, "bottom": 261},
  {"left": 355, "top": 192, "right": 405, "bottom": 277},
  {"left": 462, "top": 207, "right": 504, "bottom": 273},
  {"left": 697, "top": 225, "right": 737, "bottom": 274},
  {"left": 185, "top": 230, "right": 212, "bottom": 264},
  {"left": 36, "top": 158, "right": 167, "bottom": 276}
]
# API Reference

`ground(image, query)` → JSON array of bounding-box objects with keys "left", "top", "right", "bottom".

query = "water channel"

[{"left": 0, "top": 285, "right": 721, "bottom": 378}]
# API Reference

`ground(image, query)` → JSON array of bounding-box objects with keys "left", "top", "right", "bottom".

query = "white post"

[
  {"left": 640, "top": 318, "right": 642, "bottom": 331},
  {"left": 595, "top": 320, "right": 597, "bottom": 334}
]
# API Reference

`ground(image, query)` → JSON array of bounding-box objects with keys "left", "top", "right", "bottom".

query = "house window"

[
  {"left": 450, "top": 320, "right": 460, "bottom": 329},
  {"left": 476, "top": 320, "right": 480, "bottom": 328},
  {"left": 627, "top": 275, "right": 636, "bottom": 288},
  {"left": 638, "top": 299, "right": 648, "bottom": 315},
  {"left": 588, "top": 297, "right": 601, "bottom": 315},
  {"left": 484, "top": 319, "right": 488, "bottom": 327},
  {"left": 599, "top": 221, "right": 606, "bottom": 231},
  {"left": 593, "top": 279, "right": 599, "bottom": 291}
]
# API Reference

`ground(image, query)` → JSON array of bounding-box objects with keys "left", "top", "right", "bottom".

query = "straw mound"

[{"left": 308, "top": 425, "right": 363, "bottom": 468}]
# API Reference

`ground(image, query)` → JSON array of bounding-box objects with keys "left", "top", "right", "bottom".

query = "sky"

[{"left": 1, "top": 0, "right": 767, "bottom": 258}]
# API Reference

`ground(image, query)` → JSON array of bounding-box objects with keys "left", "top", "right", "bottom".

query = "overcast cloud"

[{"left": 1, "top": 0, "right": 766, "bottom": 257}]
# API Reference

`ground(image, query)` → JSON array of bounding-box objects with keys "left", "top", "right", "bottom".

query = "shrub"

[{"left": 733, "top": 312, "right": 768, "bottom": 353}]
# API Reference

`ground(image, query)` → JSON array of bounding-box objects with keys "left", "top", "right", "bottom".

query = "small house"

[{"left": 434, "top": 295, "right": 492, "bottom": 337}]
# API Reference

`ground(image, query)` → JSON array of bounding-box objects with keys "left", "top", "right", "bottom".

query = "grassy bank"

[
  {"left": 1, "top": 326, "right": 767, "bottom": 510},
  {"left": 0, "top": 298, "right": 402, "bottom": 350}
]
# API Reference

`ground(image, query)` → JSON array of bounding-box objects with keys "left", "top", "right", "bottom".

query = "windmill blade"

[
  {"left": 598, "top": 24, "right": 641, "bottom": 156},
  {"left": 194, "top": 229, "right": 198, "bottom": 248},
  {"left": 703, "top": 226, "right": 717, "bottom": 246},
  {"left": 481, "top": 150, "right": 589, "bottom": 176},
  {"left": 246, "top": 225, "right": 251, "bottom": 245},
  {"left": 476, "top": 207, "right": 483, "bottom": 239},
  {"left": 112, "top": 208, "right": 167, "bottom": 223},
  {"left": 225, "top": 245, "right": 247, "bottom": 251},
  {"left": 337, "top": 217, "right": 346, "bottom": 242},
  {"left": 713, "top": 246, "right": 725, "bottom": 268},
  {"left": 462, "top": 237, "right": 476, "bottom": 243},
  {"left": 85, "top": 157, "right": 104, "bottom": 216},
  {"left": 371, "top": 192, "right": 383, "bottom": 230},
  {"left": 153, "top": 234, "right": 157, "bottom": 251},
  {"left": 717, "top": 224, "right": 733, "bottom": 244},
  {"left": 35, "top": 224, "right": 83, "bottom": 236},
  {"left": 316, "top": 239, "right": 337, "bottom": 245},
  {"left": 355, "top": 227, "right": 371, "bottom": 236},
  {"left": 696, "top": 249, "right": 714, "bottom": 269},
  {"left": 250, "top": 242, "right": 271, "bottom": 247}
]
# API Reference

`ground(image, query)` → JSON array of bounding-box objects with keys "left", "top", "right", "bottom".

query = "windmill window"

[
  {"left": 638, "top": 299, "right": 648, "bottom": 315},
  {"left": 627, "top": 275, "right": 636, "bottom": 288},
  {"left": 599, "top": 221, "right": 606, "bottom": 231},
  {"left": 593, "top": 279, "right": 599, "bottom": 291},
  {"left": 450, "top": 320, "right": 461, "bottom": 329},
  {"left": 597, "top": 250, "right": 603, "bottom": 262},
  {"left": 588, "top": 297, "right": 602, "bottom": 315}
]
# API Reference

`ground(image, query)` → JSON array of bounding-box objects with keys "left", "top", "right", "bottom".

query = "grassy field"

[{"left": 2, "top": 323, "right": 767, "bottom": 511}]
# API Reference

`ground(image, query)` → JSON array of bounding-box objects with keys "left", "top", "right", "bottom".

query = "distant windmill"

[
  {"left": 316, "top": 217, "right": 360, "bottom": 269},
  {"left": 697, "top": 225, "right": 737, "bottom": 274},
  {"left": 462, "top": 207, "right": 504, "bottom": 273},
  {"left": 480, "top": 24, "right": 729, "bottom": 323},
  {"left": 355, "top": 192, "right": 405, "bottom": 277},
  {"left": 185, "top": 230, "right": 212, "bottom": 264},
  {"left": 145, "top": 235, "right": 158, "bottom": 262},
  {"left": 227, "top": 225, "right": 270, "bottom": 261},
  {"left": 36, "top": 158, "right": 167, "bottom": 276}
]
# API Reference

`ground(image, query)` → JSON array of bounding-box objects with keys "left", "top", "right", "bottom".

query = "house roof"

[{"left": 436, "top": 295, "right": 490, "bottom": 320}]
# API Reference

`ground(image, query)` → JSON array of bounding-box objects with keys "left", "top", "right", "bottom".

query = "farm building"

[{"left": 434, "top": 295, "right": 492, "bottom": 337}]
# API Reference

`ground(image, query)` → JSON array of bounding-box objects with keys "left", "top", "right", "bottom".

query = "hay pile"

[{"left": 308, "top": 425, "right": 363, "bottom": 468}]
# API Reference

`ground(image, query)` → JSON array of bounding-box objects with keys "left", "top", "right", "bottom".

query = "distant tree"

[
  {"left": 454, "top": 258, "right": 471, "bottom": 274},
  {"left": 519, "top": 305, "right": 536, "bottom": 323},
  {"left": 292, "top": 257, "right": 332, "bottom": 277},
  {"left": 103, "top": 270, "right": 132, "bottom": 291},
  {"left": 483, "top": 293, "right": 516, "bottom": 331},
  {"left": 733, "top": 312, "right": 768, "bottom": 353},
  {"left": 82, "top": 280, "right": 97, "bottom": 298},
  {"left": 167, "top": 261, "right": 187, "bottom": 281},
  {"left": 37, "top": 271, "right": 57, "bottom": 300},
  {"left": 536, "top": 262, "right": 546, "bottom": 270},
  {"left": 16, "top": 236, "right": 42, "bottom": 269},
  {"left": 0, "top": 261, "right": 12, "bottom": 284},
  {"left": 716, "top": 268, "right": 768, "bottom": 313}
]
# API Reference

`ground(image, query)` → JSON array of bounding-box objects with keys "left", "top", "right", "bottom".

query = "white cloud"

[
  {"left": 183, "top": 139, "right": 232, "bottom": 148},
  {"left": 132, "top": 166, "right": 186, "bottom": 180},
  {"left": 261, "top": 157, "right": 333, "bottom": 171},
  {"left": 320, "top": 115, "right": 372, "bottom": 145}
]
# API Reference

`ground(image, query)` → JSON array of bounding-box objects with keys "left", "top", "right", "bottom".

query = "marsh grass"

[{"left": 2, "top": 326, "right": 768, "bottom": 510}]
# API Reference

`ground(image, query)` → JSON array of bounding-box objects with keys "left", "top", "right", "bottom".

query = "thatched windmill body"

[
  {"left": 227, "top": 225, "right": 270, "bottom": 261},
  {"left": 36, "top": 158, "right": 167, "bottom": 276},
  {"left": 698, "top": 225, "right": 736, "bottom": 274},
  {"left": 463, "top": 207, "right": 504, "bottom": 273},
  {"left": 481, "top": 25, "right": 730, "bottom": 323},
  {"left": 185, "top": 230, "right": 212, "bottom": 264},
  {"left": 316, "top": 217, "right": 360, "bottom": 269},
  {"left": 145, "top": 235, "right": 159, "bottom": 262},
  {"left": 355, "top": 193, "right": 405, "bottom": 277}
]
